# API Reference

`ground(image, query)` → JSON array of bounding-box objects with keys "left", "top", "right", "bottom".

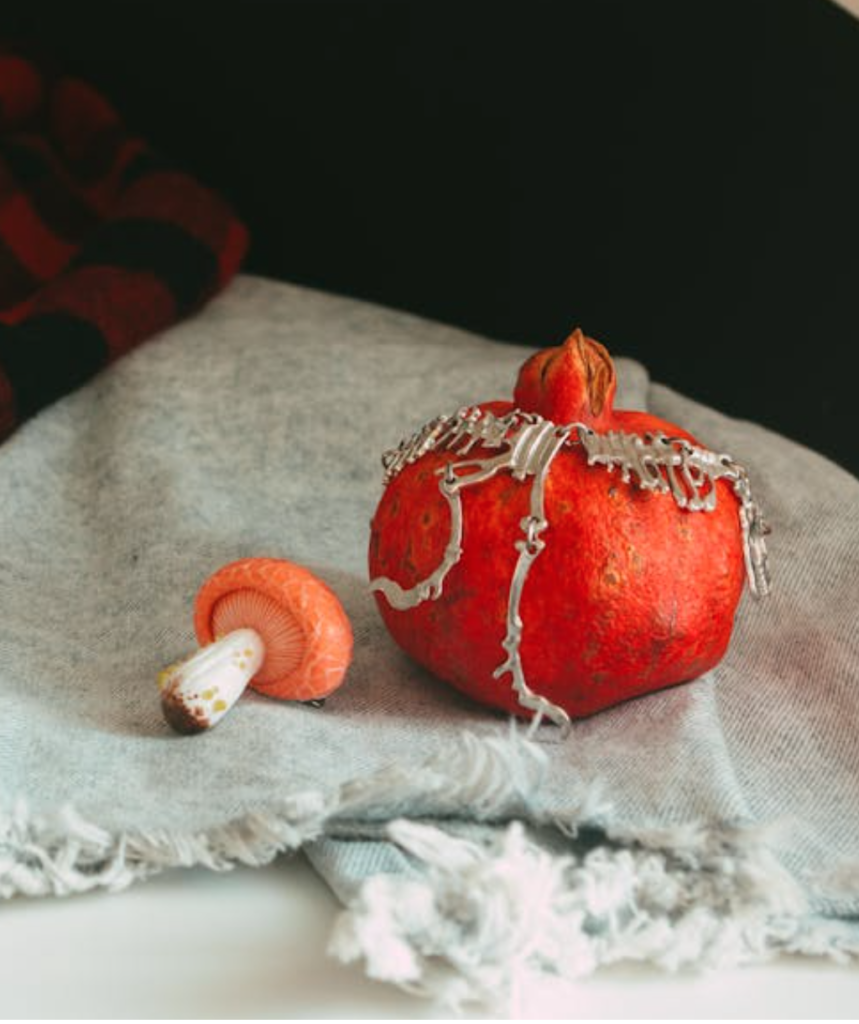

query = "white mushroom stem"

[{"left": 158, "top": 627, "right": 265, "bottom": 734}]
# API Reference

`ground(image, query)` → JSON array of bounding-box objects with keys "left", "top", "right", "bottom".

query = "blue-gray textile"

[{"left": 1, "top": 277, "right": 857, "bottom": 1006}]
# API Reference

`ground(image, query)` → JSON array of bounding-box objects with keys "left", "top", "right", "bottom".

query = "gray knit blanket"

[{"left": 1, "top": 276, "right": 857, "bottom": 1012}]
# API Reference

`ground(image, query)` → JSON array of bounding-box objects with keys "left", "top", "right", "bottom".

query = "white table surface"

[{"left": 1, "top": 853, "right": 857, "bottom": 1020}]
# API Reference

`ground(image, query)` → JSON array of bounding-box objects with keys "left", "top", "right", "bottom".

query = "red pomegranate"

[{"left": 369, "top": 329, "right": 766, "bottom": 725}]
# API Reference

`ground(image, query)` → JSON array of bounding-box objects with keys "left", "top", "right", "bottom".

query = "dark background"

[{"left": 5, "top": 0, "right": 859, "bottom": 476}]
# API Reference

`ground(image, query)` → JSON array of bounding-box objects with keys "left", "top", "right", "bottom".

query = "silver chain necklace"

[{"left": 370, "top": 406, "right": 771, "bottom": 734}]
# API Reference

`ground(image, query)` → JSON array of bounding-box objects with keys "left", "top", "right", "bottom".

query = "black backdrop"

[{"left": 5, "top": 0, "right": 859, "bottom": 476}]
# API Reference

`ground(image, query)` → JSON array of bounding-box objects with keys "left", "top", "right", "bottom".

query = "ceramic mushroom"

[{"left": 158, "top": 558, "right": 353, "bottom": 733}]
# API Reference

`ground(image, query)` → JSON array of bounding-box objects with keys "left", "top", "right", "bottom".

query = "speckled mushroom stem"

[{"left": 158, "top": 628, "right": 264, "bottom": 734}]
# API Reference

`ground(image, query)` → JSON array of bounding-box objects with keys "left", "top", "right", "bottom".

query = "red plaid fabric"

[{"left": 0, "top": 46, "right": 248, "bottom": 441}]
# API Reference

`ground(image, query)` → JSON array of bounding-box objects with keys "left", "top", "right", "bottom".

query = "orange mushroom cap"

[{"left": 193, "top": 557, "right": 353, "bottom": 702}]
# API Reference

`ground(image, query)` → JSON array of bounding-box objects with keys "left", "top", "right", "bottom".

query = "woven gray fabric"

[{"left": 1, "top": 276, "right": 857, "bottom": 994}]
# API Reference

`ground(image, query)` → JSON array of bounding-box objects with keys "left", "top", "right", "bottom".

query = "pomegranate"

[{"left": 368, "top": 329, "right": 768, "bottom": 726}]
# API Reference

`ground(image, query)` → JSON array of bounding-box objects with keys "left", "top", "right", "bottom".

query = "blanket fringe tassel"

[{"left": 2, "top": 726, "right": 857, "bottom": 1013}]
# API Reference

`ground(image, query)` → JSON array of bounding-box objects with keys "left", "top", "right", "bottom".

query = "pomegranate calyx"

[{"left": 513, "top": 327, "right": 617, "bottom": 428}]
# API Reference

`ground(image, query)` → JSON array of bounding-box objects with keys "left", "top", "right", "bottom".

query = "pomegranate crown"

[{"left": 513, "top": 327, "right": 617, "bottom": 428}]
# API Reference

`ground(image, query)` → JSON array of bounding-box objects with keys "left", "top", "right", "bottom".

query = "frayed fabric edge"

[
  {"left": 327, "top": 817, "right": 859, "bottom": 1015},
  {"left": 0, "top": 725, "right": 544, "bottom": 900},
  {"left": 0, "top": 788, "right": 334, "bottom": 899},
  {"left": 1, "top": 725, "right": 857, "bottom": 1013}
]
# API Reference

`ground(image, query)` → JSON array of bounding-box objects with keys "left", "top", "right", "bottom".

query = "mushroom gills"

[{"left": 209, "top": 587, "right": 305, "bottom": 687}]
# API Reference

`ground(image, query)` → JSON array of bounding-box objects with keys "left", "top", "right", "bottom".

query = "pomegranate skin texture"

[{"left": 368, "top": 329, "right": 751, "bottom": 722}]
